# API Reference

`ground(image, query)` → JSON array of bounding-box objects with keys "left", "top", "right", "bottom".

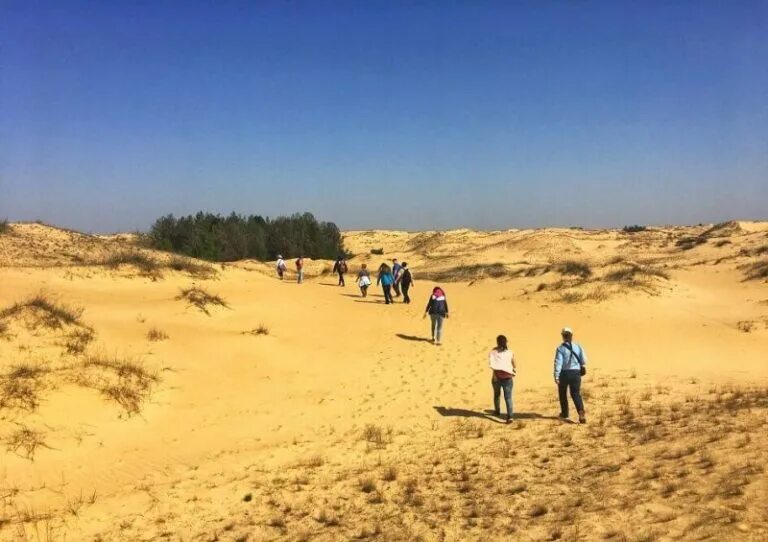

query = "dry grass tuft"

[
  {"left": 0, "top": 219, "right": 9, "bottom": 234},
  {"left": 419, "top": 263, "right": 510, "bottom": 282},
  {"left": 176, "top": 287, "right": 229, "bottom": 315},
  {"left": 0, "top": 293, "right": 85, "bottom": 330},
  {"left": 64, "top": 327, "right": 95, "bottom": 355},
  {"left": 243, "top": 324, "right": 270, "bottom": 336},
  {"left": 556, "top": 260, "right": 592, "bottom": 278},
  {"left": 0, "top": 363, "right": 50, "bottom": 412},
  {"left": 361, "top": 424, "right": 392, "bottom": 449},
  {"left": 75, "top": 354, "right": 160, "bottom": 415},
  {"left": 3, "top": 425, "right": 50, "bottom": 460},
  {"left": 741, "top": 260, "right": 768, "bottom": 281},
  {"left": 146, "top": 327, "right": 169, "bottom": 341}
]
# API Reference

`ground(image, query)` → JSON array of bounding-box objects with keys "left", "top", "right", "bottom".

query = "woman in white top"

[{"left": 489, "top": 335, "right": 516, "bottom": 423}]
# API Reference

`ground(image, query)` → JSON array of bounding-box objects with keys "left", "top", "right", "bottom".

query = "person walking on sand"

[
  {"left": 400, "top": 262, "right": 414, "bottom": 304},
  {"left": 332, "top": 257, "right": 347, "bottom": 286},
  {"left": 489, "top": 335, "right": 516, "bottom": 423},
  {"left": 295, "top": 256, "right": 305, "bottom": 284},
  {"left": 276, "top": 255, "right": 287, "bottom": 280},
  {"left": 554, "top": 327, "right": 588, "bottom": 423},
  {"left": 357, "top": 264, "right": 371, "bottom": 297},
  {"left": 392, "top": 259, "right": 403, "bottom": 298},
  {"left": 377, "top": 263, "right": 395, "bottom": 304},
  {"left": 424, "top": 286, "right": 449, "bottom": 344}
]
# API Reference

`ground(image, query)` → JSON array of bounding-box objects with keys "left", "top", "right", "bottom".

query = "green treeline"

[{"left": 148, "top": 212, "right": 345, "bottom": 262}]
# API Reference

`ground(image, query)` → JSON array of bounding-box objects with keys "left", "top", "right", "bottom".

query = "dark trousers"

[
  {"left": 337, "top": 272, "right": 345, "bottom": 286},
  {"left": 402, "top": 283, "right": 411, "bottom": 303},
  {"left": 558, "top": 370, "right": 584, "bottom": 416},
  {"left": 382, "top": 285, "right": 393, "bottom": 304},
  {"left": 393, "top": 281, "right": 401, "bottom": 296}
]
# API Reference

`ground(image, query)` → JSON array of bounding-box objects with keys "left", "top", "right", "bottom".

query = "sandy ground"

[{"left": 0, "top": 221, "right": 767, "bottom": 541}]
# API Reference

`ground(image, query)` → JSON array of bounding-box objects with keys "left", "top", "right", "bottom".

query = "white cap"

[{"left": 561, "top": 327, "right": 573, "bottom": 335}]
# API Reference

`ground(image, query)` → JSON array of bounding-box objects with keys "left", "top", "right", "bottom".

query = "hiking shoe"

[
  {"left": 493, "top": 410, "right": 501, "bottom": 417},
  {"left": 558, "top": 413, "right": 569, "bottom": 420},
  {"left": 505, "top": 415, "right": 513, "bottom": 424},
  {"left": 578, "top": 412, "right": 587, "bottom": 424}
]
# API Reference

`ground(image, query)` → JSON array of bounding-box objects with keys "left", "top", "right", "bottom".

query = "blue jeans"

[
  {"left": 558, "top": 370, "right": 584, "bottom": 416},
  {"left": 430, "top": 314, "right": 444, "bottom": 342},
  {"left": 492, "top": 376, "right": 514, "bottom": 417}
]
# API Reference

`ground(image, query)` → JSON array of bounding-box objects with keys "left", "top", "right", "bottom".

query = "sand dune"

[{"left": 1, "top": 221, "right": 767, "bottom": 540}]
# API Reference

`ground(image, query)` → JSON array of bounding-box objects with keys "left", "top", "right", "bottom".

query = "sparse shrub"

[
  {"left": 714, "top": 239, "right": 731, "bottom": 247},
  {"left": 361, "top": 424, "right": 392, "bottom": 448},
  {"left": 420, "top": 263, "right": 509, "bottom": 282},
  {"left": 176, "top": 287, "right": 229, "bottom": 315},
  {"left": 146, "top": 327, "right": 169, "bottom": 341},
  {"left": 676, "top": 236, "right": 707, "bottom": 250},
  {"left": 167, "top": 256, "right": 217, "bottom": 279},
  {"left": 557, "top": 260, "right": 592, "bottom": 278},
  {"left": 381, "top": 465, "right": 398, "bottom": 482},
  {"left": 102, "top": 251, "right": 162, "bottom": 278},
  {"left": 559, "top": 291, "right": 585, "bottom": 304},
  {"left": 741, "top": 260, "right": 768, "bottom": 281},
  {"left": 359, "top": 477, "right": 376, "bottom": 493},
  {"left": 737, "top": 321, "right": 754, "bottom": 333},
  {"left": 370, "top": 248, "right": 384, "bottom": 255},
  {"left": 0, "top": 219, "right": 9, "bottom": 234},
  {"left": 604, "top": 264, "right": 669, "bottom": 282},
  {"left": 622, "top": 225, "right": 647, "bottom": 233},
  {"left": 529, "top": 504, "right": 548, "bottom": 517}
]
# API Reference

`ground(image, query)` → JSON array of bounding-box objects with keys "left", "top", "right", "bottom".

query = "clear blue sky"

[{"left": 1, "top": 1, "right": 766, "bottom": 233}]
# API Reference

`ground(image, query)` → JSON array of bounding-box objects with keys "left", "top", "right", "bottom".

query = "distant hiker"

[
  {"left": 296, "top": 256, "right": 304, "bottom": 284},
  {"left": 332, "top": 257, "right": 348, "bottom": 286},
  {"left": 377, "top": 263, "right": 395, "bottom": 305},
  {"left": 357, "top": 263, "right": 372, "bottom": 297},
  {"left": 276, "top": 255, "right": 287, "bottom": 280},
  {"left": 554, "top": 327, "right": 588, "bottom": 423},
  {"left": 424, "top": 286, "right": 449, "bottom": 344},
  {"left": 392, "top": 259, "right": 403, "bottom": 297},
  {"left": 489, "top": 335, "right": 516, "bottom": 423},
  {"left": 400, "top": 262, "right": 413, "bottom": 304}
]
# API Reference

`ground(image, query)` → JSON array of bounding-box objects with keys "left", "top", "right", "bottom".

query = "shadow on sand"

[
  {"left": 433, "top": 406, "right": 562, "bottom": 422},
  {"left": 396, "top": 333, "right": 432, "bottom": 343}
]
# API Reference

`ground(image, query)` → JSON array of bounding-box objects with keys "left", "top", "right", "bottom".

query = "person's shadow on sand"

[
  {"left": 433, "top": 406, "right": 561, "bottom": 422},
  {"left": 396, "top": 333, "right": 432, "bottom": 343}
]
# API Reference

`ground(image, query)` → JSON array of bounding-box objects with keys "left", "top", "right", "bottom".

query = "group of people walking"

[
  {"left": 489, "top": 327, "right": 587, "bottom": 424},
  {"left": 277, "top": 254, "right": 588, "bottom": 426}
]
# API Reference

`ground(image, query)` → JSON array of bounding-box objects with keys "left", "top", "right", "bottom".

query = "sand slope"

[{"left": 0, "top": 221, "right": 767, "bottom": 541}]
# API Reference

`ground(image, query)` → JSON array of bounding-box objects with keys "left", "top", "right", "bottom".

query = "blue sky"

[{"left": 1, "top": 1, "right": 766, "bottom": 232}]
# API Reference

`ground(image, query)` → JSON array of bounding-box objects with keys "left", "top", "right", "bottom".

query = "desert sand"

[{"left": 1, "top": 221, "right": 767, "bottom": 541}]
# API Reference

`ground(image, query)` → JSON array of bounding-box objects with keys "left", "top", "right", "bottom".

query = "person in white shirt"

[
  {"left": 276, "top": 255, "right": 286, "bottom": 280},
  {"left": 489, "top": 334, "right": 516, "bottom": 423}
]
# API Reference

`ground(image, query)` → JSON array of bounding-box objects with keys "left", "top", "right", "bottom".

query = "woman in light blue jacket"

[{"left": 376, "top": 263, "right": 395, "bottom": 305}]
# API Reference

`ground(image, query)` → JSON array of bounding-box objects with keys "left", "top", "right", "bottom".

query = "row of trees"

[{"left": 148, "top": 212, "right": 346, "bottom": 262}]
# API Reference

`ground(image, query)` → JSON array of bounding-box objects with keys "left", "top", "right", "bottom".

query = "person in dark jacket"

[
  {"left": 332, "top": 257, "right": 347, "bottom": 286},
  {"left": 424, "top": 286, "right": 449, "bottom": 344},
  {"left": 400, "top": 262, "right": 414, "bottom": 304},
  {"left": 377, "top": 263, "right": 395, "bottom": 305}
]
